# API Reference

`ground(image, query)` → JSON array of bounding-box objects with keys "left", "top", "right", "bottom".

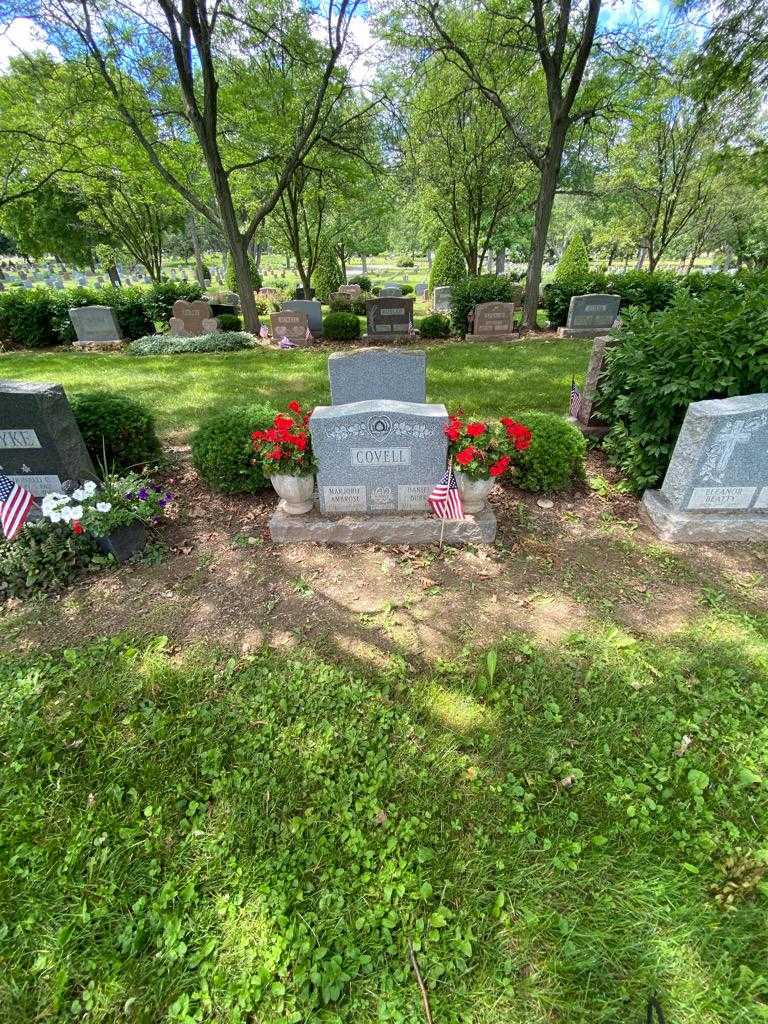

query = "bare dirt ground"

[{"left": 4, "top": 448, "right": 768, "bottom": 668}]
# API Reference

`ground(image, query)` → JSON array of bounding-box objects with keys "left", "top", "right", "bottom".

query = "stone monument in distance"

[
  {"left": 558, "top": 294, "right": 620, "bottom": 339},
  {"left": 69, "top": 305, "right": 123, "bottom": 351}
]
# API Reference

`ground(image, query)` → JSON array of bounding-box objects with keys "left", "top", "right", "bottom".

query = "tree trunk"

[
  {"left": 647, "top": 250, "right": 659, "bottom": 271},
  {"left": 298, "top": 266, "right": 312, "bottom": 297},
  {"left": 361, "top": 254, "right": 367, "bottom": 273},
  {"left": 189, "top": 215, "right": 206, "bottom": 288},
  {"left": 523, "top": 141, "right": 562, "bottom": 330},
  {"left": 338, "top": 248, "right": 347, "bottom": 282},
  {"left": 107, "top": 263, "right": 121, "bottom": 287},
  {"left": 285, "top": 253, "right": 291, "bottom": 270},
  {"left": 606, "top": 243, "right": 616, "bottom": 270},
  {"left": 254, "top": 243, "right": 262, "bottom": 273},
  {"left": 495, "top": 249, "right": 505, "bottom": 275},
  {"left": 228, "top": 236, "right": 260, "bottom": 332},
  {"left": 635, "top": 244, "right": 646, "bottom": 270}
]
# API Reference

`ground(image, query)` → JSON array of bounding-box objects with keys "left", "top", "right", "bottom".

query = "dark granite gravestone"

[
  {"left": 270, "top": 310, "right": 310, "bottom": 346},
  {"left": 169, "top": 300, "right": 217, "bottom": 336},
  {"left": 467, "top": 302, "right": 516, "bottom": 341},
  {"left": 414, "top": 282, "right": 427, "bottom": 297},
  {"left": 283, "top": 299, "right": 323, "bottom": 337},
  {"left": 328, "top": 348, "right": 427, "bottom": 405},
  {"left": 568, "top": 335, "right": 614, "bottom": 437},
  {"left": 641, "top": 393, "right": 768, "bottom": 542},
  {"left": 558, "top": 294, "right": 620, "bottom": 338},
  {"left": 69, "top": 305, "right": 123, "bottom": 350},
  {"left": 310, "top": 400, "right": 448, "bottom": 513},
  {"left": 0, "top": 381, "right": 96, "bottom": 497},
  {"left": 365, "top": 298, "right": 414, "bottom": 341}
]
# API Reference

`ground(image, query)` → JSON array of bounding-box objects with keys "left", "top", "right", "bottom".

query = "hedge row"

[{"left": 0, "top": 281, "right": 202, "bottom": 349}]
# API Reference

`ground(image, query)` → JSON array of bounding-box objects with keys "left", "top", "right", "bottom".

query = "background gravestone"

[
  {"left": 641, "top": 393, "right": 768, "bottom": 542},
  {"left": 414, "top": 282, "right": 427, "bottom": 297},
  {"left": 0, "top": 380, "right": 96, "bottom": 497},
  {"left": 311, "top": 399, "right": 448, "bottom": 513},
  {"left": 329, "top": 349, "right": 427, "bottom": 405},
  {"left": 271, "top": 310, "right": 311, "bottom": 346},
  {"left": 432, "top": 286, "right": 452, "bottom": 313},
  {"left": 467, "top": 302, "right": 516, "bottom": 340},
  {"left": 339, "top": 284, "right": 362, "bottom": 297},
  {"left": 365, "top": 298, "right": 414, "bottom": 341},
  {"left": 283, "top": 299, "right": 323, "bottom": 336},
  {"left": 380, "top": 284, "right": 403, "bottom": 297},
  {"left": 170, "top": 299, "right": 217, "bottom": 336},
  {"left": 558, "top": 294, "right": 620, "bottom": 338},
  {"left": 69, "top": 305, "right": 123, "bottom": 350}
]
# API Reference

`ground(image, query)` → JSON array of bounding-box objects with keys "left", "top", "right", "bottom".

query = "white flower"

[
  {"left": 83, "top": 481, "right": 97, "bottom": 497},
  {"left": 71, "top": 487, "right": 87, "bottom": 501},
  {"left": 69, "top": 505, "right": 84, "bottom": 520},
  {"left": 47, "top": 510, "right": 63, "bottom": 523},
  {"left": 95, "top": 502, "right": 112, "bottom": 513},
  {"left": 41, "top": 492, "right": 69, "bottom": 514}
]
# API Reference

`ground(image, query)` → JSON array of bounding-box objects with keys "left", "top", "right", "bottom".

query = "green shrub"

[
  {"left": 600, "top": 287, "right": 768, "bottom": 492},
  {"left": 397, "top": 257, "right": 415, "bottom": 267},
  {"left": 128, "top": 331, "right": 256, "bottom": 356},
  {"left": 328, "top": 294, "right": 353, "bottom": 313},
  {"left": 0, "top": 520, "right": 99, "bottom": 600},
  {"left": 70, "top": 392, "right": 162, "bottom": 471},
  {"left": 0, "top": 286, "right": 56, "bottom": 348},
  {"left": 350, "top": 292, "right": 373, "bottom": 316},
  {"left": 51, "top": 285, "right": 155, "bottom": 344},
  {"left": 607, "top": 269, "right": 677, "bottom": 312},
  {"left": 418, "top": 313, "right": 451, "bottom": 338},
  {"left": 400, "top": 283, "right": 414, "bottom": 295},
  {"left": 191, "top": 404, "right": 276, "bottom": 493},
  {"left": 224, "top": 252, "right": 262, "bottom": 295},
  {"left": 450, "top": 275, "right": 520, "bottom": 334},
  {"left": 313, "top": 246, "right": 344, "bottom": 303},
  {"left": 323, "top": 312, "right": 361, "bottom": 341},
  {"left": 507, "top": 412, "right": 587, "bottom": 493},
  {"left": 553, "top": 235, "right": 590, "bottom": 284},
  {"left": 543, "top": 274, "right": 607, "bottom": 327},
  {"left": 682, "top": 270, "right": 743, "bottom": 298},
  {"left": 349, "top": 274, "right": 372, "bottom": 292},
  {"left": 217, "top": 313, "right": 243, "bottom": 331},
  {"left": 371, "top": 286, "right": 381, "bottom": 296},
  {"left": 429, "top": 239, "right": 467, "bottom": 292},
  {"left": 141, "top": 281, "right": 203, "bottom": 326}
]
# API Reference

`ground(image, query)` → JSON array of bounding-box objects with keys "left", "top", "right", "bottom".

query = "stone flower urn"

[
  {"left": 270, "top": 473, "right": 315, "bottom": 515},
  {"left": 455, "top": 472, "right": 495, "bottom": 513}
]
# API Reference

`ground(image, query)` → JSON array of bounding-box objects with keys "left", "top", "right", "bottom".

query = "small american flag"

[
  {"left": 305, "top": 326, "right": 313, "bottom": 343},
  {"left": 428, "top": 467, "right": 464, "bottom": 520},
  {"left": 0, "top": 473, "right": 35, "bottom": 540},
  {"left": 569, "top": 377, "right": 582, "bottom": 418}
]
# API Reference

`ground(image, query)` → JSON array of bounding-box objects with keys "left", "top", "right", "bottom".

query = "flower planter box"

[{"left": 96, "top": 522, "right": 147, "bottom": 562}]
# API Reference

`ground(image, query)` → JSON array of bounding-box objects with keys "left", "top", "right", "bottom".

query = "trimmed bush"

[
  {"left": 323, "top": 312, "right": 361, "bottom": 341},
  {"left": 450, "top": 275, "right": 520, "bottom": 335},
  {"left": 418, "top": 313, "right": 451, "bottom": 339},
  {"left": 217, "top": 313, "right": 243, "bottom": 331},
  {"left": 328, "top": 294, "right": 353, "bottom": 313},
  {"left": 397, "top": 258, "right": 415, "bottom": 267},
  {"left": 553, "top": 235, "right": 590, "bottom": 284},
  {"left": 600, "top": 286, "right": 768, "bottom": 492},
  {"left": 400, "top": 283, "right": 414, "bottom": 295},
  {"left": 313, "top": 246, "right": 344, "bottom": 303},
  {"left": 191, "top": 404, "right": 276, "bottom": 493},
  {"left": 129, "top": 331, "right": 256, "bottom": 356},
  {"left": 429, "top": 238, "right": 467, "bottom": 292},
  {"left": 0, "top": 520, "right": 98, "bottom": 600},
  {"left": 349, "top": 274, "right": 372, "bottom": 292},
  {"left": 608, "top": 270, "right": 677, "bottom": 312},
  {"left": 69, "top": 392, "right": 162, "bottom": 472},
  {"left": 507, "top": 412, "right": 586, "bottom": 493},
  {"left": 224, "top": 252, "right": 262, "bottom": 295},
  {"left": 350, "top": 292, "right": 373, "bottom": 316},
  {"left": 0, "top": 286, "right": 56, "bottom": 348},
  {"left": 682, "top": 270, "right": 743, "bottom": 298},
  {"left": 543, "top": 273, "right": 607, "bottom": 327}
]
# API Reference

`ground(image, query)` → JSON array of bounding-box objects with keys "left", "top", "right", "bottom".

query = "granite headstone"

[
  {"left": 270, "top": 310, "right": 310, "bottom": 346},
  {"left": 329, "top": 348, "right": 427, "bottom": 405},
  {"left": 69, "top": 305, "right": 123, "bottom": 350},
  {"left": 283, "top": 299, "right": 323, "bottom": 337},
  {"left": 641, "top": 393, "right": 768, "bottom": 542},
  {"left": 432, "top": 286, "right": 451, "bottom": 312},
  {"left": 558, "top": 294, "right": 620, "bottom": 338},
  {"left": 0, "top": 380, "right": 96, "bottom": 497},
  {"left": 365, "top": 297, "right": 414, "bottom": 341},
  {"left": 468, "top": 302, "right": 516, "bottom": 340},
  {"left": 569, "top": 335, "right": 613, "bottom": 437},
  {"left": 170, "top": 299, "right": 217, "bottom": 336},
  {"left": 380, "top": 284, "right": 403, "bottom": 297},
  {"left": 310, "top": 399, "right": 448, "bottom": 513}
]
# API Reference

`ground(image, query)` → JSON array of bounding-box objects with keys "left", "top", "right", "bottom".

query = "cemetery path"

[{"left": 4, "top": 452, "right": 768, "bottom": 664}]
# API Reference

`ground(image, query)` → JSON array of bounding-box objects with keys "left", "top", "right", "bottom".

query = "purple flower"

[
  {"left": 126, "top": 492, "right": 134, "bottom": 500},
  {"left": 164, "top": 492, "right": 174, "bottom": 502},
  {"left": 138, "top": 488, "right": 149, "bottom": 501},
  {"left": 159, "top": 498, "right": 167, "bottom": 508}
]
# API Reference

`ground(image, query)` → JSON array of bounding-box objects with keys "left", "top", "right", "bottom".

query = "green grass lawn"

[
  {"left": 2, "top": 611, "right": 766, "bottom": 1022},
  {"left": 1, "top": 341, "right": 590, "bottom": 437}
]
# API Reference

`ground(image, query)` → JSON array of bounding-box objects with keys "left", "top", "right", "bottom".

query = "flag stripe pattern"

[
  {"left": 428, "top": 468, "right": 464, "bottom": 520},
  {"left": 569, "top": 377, "right": 582, "bottom": 418},
  {"left": 0, "top": 473, "right": 35, "bottom": 540}
]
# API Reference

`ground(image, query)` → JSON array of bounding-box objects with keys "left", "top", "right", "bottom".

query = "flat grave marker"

[{"left": 69, "top": 305, "right": 123, "bottom": 351}]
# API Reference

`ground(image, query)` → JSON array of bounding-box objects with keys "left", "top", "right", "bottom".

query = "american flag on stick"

[
  {"left": 305, "top": 326, "right": 313, "bottom": 343},
  {"left": 0, "top": 473, "right": 35, "bottom": 540},
  {"left": 569, "top": 377, "right": 582, "bottom": 418},
  {"left": 428, "top": 466, "right": 464, "bottom": 521}
]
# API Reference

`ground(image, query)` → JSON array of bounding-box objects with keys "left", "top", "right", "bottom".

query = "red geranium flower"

[
  {"left": 466, "top": 421, "right": 487, "bottom": 438},
  {"left": 274, "top": 415, "right": 294, "bottom": 431},
  {"left": 445, "top": 424, "right": 461, "bottom": 442},
  {"left": 504, "top": 420, "right": 533, "bottom": 451},
  {"left": 288, "top": 400, "right": 302, "bottom": 413},
  {"left": 251, "top": 430, "right": 266, "bottom": 441},
  {"left": 489, "top": 455, "right": 511, "bottom": 477},
  {"left": 267, "top": 447, "right": 283, "bottom": 460},
  {"left": 72, "top": 521, "right": 84, "bottom": 535},
  {"left": 455, "top": 446, "right": 476, "bottom": 466}
]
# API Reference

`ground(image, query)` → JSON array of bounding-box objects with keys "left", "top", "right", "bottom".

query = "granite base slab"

[
  {"left": 464, "top": 333, "right": 520, "bottom": 343},
  {"left": 361, "top": 333, "right": 415, "bottom": 346},
  {"left": 641, "top": 489, "right": 768, "bottom": 543},
  {"left": 72, "top": 340, "right": 125, "bottom": 352},
  {"left": 269, "top": 506, "right": 497, "bottom": 545},
  {"left": 557, "top": 327, "right": 612, "bottom": 339}
]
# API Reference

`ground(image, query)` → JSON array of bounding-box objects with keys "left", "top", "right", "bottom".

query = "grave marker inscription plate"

[
  {"left": 468, "top": 302, "right": 516, "bottom": 340},
  {"left": 270, "top": 310, "right": 310, "bottom": 346}
]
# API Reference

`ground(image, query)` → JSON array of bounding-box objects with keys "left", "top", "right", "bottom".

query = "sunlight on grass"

[{"left": 424, "top": 683, "right": 498, "bottom": 735}]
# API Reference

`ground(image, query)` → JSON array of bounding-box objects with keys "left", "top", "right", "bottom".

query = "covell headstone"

[
  {"left": 0, "top": 381, "right": 96, "bottom": 497},
  {"left": 641, "top": 393, "right": 768, "bottom": 542},
  {"left": 558, "top": 294, "right": 620, "bottom": 338},
  {"left": 329, "top": 348, "right": 427, "bottom": 405}
]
